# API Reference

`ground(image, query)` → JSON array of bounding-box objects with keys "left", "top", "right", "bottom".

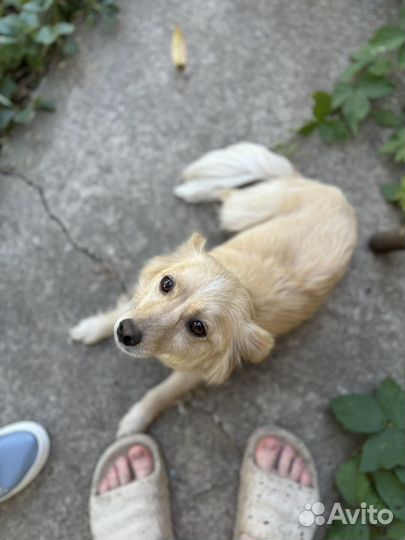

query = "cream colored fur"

[{"left": 70, "top": 145, "right": 357, "bottom": 436}]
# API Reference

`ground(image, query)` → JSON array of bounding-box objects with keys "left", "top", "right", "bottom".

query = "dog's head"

[{"left": 114, "top": 233, "right": 274, "bottom": 383}]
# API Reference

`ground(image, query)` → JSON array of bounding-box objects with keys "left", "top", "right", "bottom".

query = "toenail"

[
  {"left": 129, "top": 446, "right": 146, "bottom": 458},
  {"left": 262, "top": 437, "right": 279, "bottom": 449}
]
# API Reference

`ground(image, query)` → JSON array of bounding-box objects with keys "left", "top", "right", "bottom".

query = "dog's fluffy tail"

[{"left": 174, "top": 142, "right": 297, "bottom": 204}]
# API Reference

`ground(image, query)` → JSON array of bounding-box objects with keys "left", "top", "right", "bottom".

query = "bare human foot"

[
  {"left": 98, "top": 444, "right": 154, "bottom": 494},
  {"left": 239, "top": 436, "right": 313, "bottom": 540}
]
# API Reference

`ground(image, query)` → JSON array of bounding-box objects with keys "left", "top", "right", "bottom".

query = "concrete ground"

[{"left": 0, "top": 1, "right": 404, "bottom": 538}]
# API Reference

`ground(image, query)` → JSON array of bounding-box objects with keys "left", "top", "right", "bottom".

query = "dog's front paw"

[
  {"left": 70, "top": 315, "right": 108, "bottom": 345},
  {"left": 116, "top": 402, "right": 154, "bottom": 438}
]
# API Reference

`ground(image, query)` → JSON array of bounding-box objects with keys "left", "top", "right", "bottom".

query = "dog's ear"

[
  {"left": 202, "top": 323, "right": 274, "bottom": 385},
  {"left": 176, "top": 232, "right": 207, "bottom": 258},
  {"left": 238, "top": 322, "right": 274, "bottom": 364}
]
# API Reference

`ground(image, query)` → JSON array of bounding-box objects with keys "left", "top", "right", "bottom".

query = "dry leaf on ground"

[{"left": 171, "top": 24, "right": 187, "bottom": 70}]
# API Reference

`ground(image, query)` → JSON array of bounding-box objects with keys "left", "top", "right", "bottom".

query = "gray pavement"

[{"left": 0, "top": 1, "right": 404, "bottom": 539}]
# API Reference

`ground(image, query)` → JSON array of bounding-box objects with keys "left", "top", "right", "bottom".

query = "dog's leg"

[
  {"left": 219, "top": 177, "right": 348, "bottom": 232},
  {"left": 70, "top": 299, "right": 130, "bottom": 345},
  {"left": 218, "top": 178, "right": 299, "bottom": 231},
  {"left": 117, "top": 370, "right": 202, "bottom": 436}
]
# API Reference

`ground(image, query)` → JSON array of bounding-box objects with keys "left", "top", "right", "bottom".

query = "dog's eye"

[
  {"left": 188, "top": 320, "right": 207, "bottom": 337},
  {"left": 160, "top": 275, "right": 174, "bottom": 293}
]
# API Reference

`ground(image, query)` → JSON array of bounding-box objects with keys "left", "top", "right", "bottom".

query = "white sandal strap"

[
  {"left": 89, "top": 434, "right": 175, "bottom": 540},
  {"left": 234, "top": 426, "right": 320, "bottom": 540}
]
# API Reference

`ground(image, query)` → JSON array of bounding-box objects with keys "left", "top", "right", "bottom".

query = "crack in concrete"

[{"left": 0, "top": 167, "right": 128, "bottom": 294}]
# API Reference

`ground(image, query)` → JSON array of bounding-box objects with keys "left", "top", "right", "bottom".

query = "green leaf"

[
  {"left": 23, "top": 0, "right": 54, "bottom": 13},
  {"left": 373, "top": 470, "right": 405, "bottom": 521},
  {"left": 376, "top": 378, "right": 405, "bottom": 429},
  {"left": 400, "top": 4, "right": 405, "bottom": 28},
  {"left": 336, "top": 458, "right": 361, "bottom": 506},
  {"left": 352, "top": 46, "right": 374, "bottom": 63},
  {"left": 297, "top": 120, "right": 319, "bottom": 136},
  {"left": 33, "top": 22, "right": 74, "bottom": 45},
  {"left": 380, "top": 183, "right": 402, "bottom": 204},
  {"left": 24, "top": 42, "right": 45, "bottom": 69},
  {"left": 327, "top": 521, "right": 370, "bottom": 540},
  {"left": 398, "top": 45, "right": 405, "bottom": 70},
  {"left": 0, "top": 14, "right": 21, "bottom": 36},
  {"left": 0, "top": 35, "right": 19, "bottom": 45},
  {"left": 54, "top": 22, "right": 75, "bottom": 36},
  {"left": 335, "top": 463, "right": 387, "bottom": 519},
  {"left": 14, "top": 106, "right": 35, "bottom": 124},
  {"left": 356, "top": 474, "right": 386, "bottom": 511},
  {"left": 342, "top": 89, "right": 370, "bottom": 133},
  {"left": 386, "top": 520, "right": 405, "bottom": 539},
  {"left": 0, "top": 93, "right": 13, "bottom": 107},
  {"left": 2, "top": 0, "right": 23, "bottom": 6},
  {"left": 62, "top": 35, "right": 78, "bottom": 56},
  {"left": 380, "top": 129, "right": 405, "bottom": 159},
  {"left": 394, "top": 145, "right": 405, "bottom": 163},
  {"left": 395, "top": 178, "right": 405, "bottom": 213},
  {"left": 369, "top": 26, "right": 405, "bottom": 54},
  {"left": 313, "top": 92, "right": 332, "bottom": 121},
  {"left": 331, "top": 394, "right": 387, "bottom": 434},
  {"left": 319, "top": 120, "right": 351, "bottom": 143},
  {"left": 271, "top": 140, "right": 298, "bottom": 159},
  {"left": 0, "top": 77, "right": 17, "bottom": 99},
  {"left": 370, "top": 528, "right": 386, "bottom": 540},
  {"left": 332, "top": 83, "right": 353, "bottom": 109},
  {"left": 395, "top": 467, "right": 405, "bottom": 484},
  {"left": 0, "top": 109, "right": 15, "bottom": 130},
  {"left": 360, "top": 426, "right": 405, "bottom": 472},
  {"left": 18, "top": 11, "right": 40, "bottom": 32},
  {"left": 98, "top": 0, "right": 119, "bottom": 20},
  {"left": 341, "top": 61, "right": 366, "bottom": 83},
  {"left": 372, "top": 110, "right": 402, "bottom": 128},
  {"left": 380, "top": 140, "right": 399, "bottom": 156},
  {"left": 368, "top": 57, "right": 392, "bottom": 77},
  {"left": 34, "top": 98, "right": 55, "bottom": 112},
  {"left": 342, "top": 47, "right": 373, "bottom": 83},
  {"left": 33, "top": 25, "right": 57, "bottom": 45},
  {"left": 357, "top": 75, "right": 394, "bottom": 99}
]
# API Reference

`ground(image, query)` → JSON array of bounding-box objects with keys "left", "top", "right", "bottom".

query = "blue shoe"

[{"left": 0, "top": 421, "right": 50, "bottom": 503}]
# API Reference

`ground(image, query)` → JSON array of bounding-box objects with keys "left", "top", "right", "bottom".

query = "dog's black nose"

[{"left": 117, "top": 319, "right": 142, "bottom": 347}]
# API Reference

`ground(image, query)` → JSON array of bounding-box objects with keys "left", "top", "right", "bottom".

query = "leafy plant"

[
  {"left": 281, "top": 13, "right": 405, "bottom": 219},
  {"left": 380, "top": 178, "right": 405, "bottom": 214},
  {"left": 328, "top": 378, "right": 405, "bottom": 539},
  {"left": 0, "top": 0, "right": 118, "bottom": 140},
  {"left": 298, "top": 24, "right": 404, "bottom": 143}
]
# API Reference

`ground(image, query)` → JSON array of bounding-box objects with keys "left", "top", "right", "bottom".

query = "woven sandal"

[
  {"left": 233, "top": 426, "right": 320, "bottom": 540},
  {"left": 90, "top": 434, "right": 175, "bottom": 540}
]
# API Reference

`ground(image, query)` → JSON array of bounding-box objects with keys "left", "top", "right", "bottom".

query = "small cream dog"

[{"left": 71, "top": 143, "right": 357, "bottom": 437}]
